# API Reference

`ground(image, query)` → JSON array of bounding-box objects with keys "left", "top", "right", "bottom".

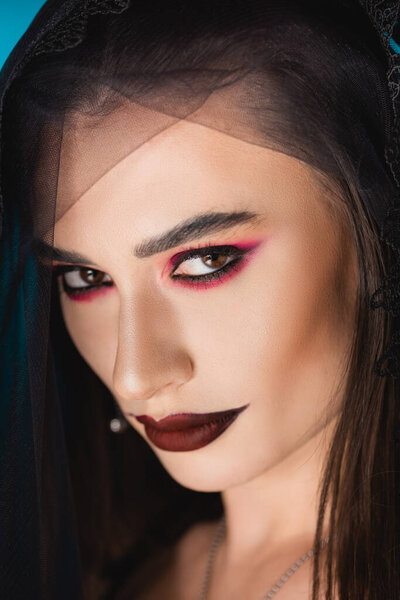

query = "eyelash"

[{"left": 52, "top": 243, "right": 255, "bottom": 299}]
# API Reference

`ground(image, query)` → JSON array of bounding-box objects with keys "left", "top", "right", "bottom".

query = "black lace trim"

[
  {"left": 370, "top": 205, "right": 400, "bottom": 377},
  {"left": 359, "top": 1, "right": 400, "bottom": 378},
  {"left": 32, "top": 0, "right": 130, "bottom": 56}
]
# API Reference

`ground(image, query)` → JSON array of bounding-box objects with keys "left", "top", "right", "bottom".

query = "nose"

[{"left": 112, "top": 287, "right": 194, "bottom": 405}]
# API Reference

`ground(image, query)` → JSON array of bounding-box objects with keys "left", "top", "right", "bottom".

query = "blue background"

[{"left": 0, "top": 1, "right": 46, "bottom": 68}]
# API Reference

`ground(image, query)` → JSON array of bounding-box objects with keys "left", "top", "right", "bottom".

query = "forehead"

[
  {"left": 36, "top": 75, "right": 278, "bottom": 220},
  {"left": 52, "top": 120, "right": 324, "bottom": 251},
  {"left": 35, "top": 86, "right": 331, "bottom": 250}
]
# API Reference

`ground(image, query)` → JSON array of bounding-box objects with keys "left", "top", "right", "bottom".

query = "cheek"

[
  {"left": 60, "top": 293, "right": 119, "bottom": 385},
  {"left": 178, "top": 229, "right": 351, "bottom": 420}
]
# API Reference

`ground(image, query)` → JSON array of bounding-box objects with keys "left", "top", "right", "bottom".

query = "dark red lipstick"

[{"left": 134, "top": 404, "right": 249, "bottom": 452}]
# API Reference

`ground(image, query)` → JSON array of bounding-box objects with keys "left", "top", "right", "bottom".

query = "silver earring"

[{"left": 110, "top": 399, "right": 129, "bottom": 433}]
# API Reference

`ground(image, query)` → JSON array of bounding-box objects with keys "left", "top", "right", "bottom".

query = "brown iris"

[
  {"left": 202, "top": 252, "right": 228, "bottom": 268},
  {"left": 80, "top": 268, "right": 105, "bottom": 285}
]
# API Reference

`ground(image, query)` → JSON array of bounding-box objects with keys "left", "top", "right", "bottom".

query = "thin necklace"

[{"left": 197, "top": 515, "right": 329, "bottom": 600}]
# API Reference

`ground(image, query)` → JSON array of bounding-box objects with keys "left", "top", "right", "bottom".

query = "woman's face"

[{"left": 52, "top": 110, "right": 358, "bottom": 492}]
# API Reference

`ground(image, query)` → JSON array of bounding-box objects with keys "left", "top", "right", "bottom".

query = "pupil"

[
  {"left": 85, "top": 269, "right": 101, "bottom": 284},
  {"left": 204, "top": 253, "right": 226, "bottom": 267}
]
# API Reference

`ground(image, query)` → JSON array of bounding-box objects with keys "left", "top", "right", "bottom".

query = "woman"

[{"left": 0, "top": 0, "right": 399, "bottom": 599}]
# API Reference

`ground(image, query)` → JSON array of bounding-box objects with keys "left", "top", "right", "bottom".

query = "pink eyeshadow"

[
  {"left": 165, "top": 237, "right": 266, "bottom": 271},
  {"left": 64, "top": 284, "right": 115, "bottom": 302}
]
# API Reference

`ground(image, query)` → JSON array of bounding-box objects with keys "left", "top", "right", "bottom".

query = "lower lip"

[{"left": 141, "top": 408, "right": 247, "bottom": 452}]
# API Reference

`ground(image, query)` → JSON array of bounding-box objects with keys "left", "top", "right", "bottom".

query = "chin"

[{"left": 154, "top": 444, "right": 270, "bottom": 493}]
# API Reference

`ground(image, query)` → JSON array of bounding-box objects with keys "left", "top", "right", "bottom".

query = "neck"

[{"left": 219, "top": 415, "right": 337, "bottom": 567}]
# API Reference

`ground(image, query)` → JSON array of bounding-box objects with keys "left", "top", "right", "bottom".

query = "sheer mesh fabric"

[{"left": 0, "top": 1, "right": 399, "bottom": 598}]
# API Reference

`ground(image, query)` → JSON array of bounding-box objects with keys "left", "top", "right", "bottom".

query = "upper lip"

[{"left": 133, "top": 405, "right": 249, "bottom": 432}]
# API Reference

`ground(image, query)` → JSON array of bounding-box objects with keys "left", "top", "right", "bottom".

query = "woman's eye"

[
  {"left": 172, "top": 252, "right": 235, "bottom": 277},
  {"left": 52, "top": 265, "right": 113, "bottom": 299},
  {"left": 63, "top": 268, "right": 112, "bottom": 289},
  {"left": 168, "top": 243, "right": 261, "bottom": 287}
]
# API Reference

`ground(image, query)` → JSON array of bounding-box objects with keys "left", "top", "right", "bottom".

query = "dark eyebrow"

[
  {"left": 35, "top": 210, "right": 261, "bottom": 265},
  {"left": 133, "top": 210, "right": 261, "bottom": 258},
  {"left": 34, "top": 240, "right": 101, "bottom": 267}
]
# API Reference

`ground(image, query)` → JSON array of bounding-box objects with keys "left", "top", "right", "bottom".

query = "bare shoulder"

[{"left": 115, "top": 519, "right": 219, "bottom": 600}]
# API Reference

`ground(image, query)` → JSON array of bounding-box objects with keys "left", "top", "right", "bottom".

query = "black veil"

[{"left": 0, "top": 1, "right": 399, "bottom": 598}]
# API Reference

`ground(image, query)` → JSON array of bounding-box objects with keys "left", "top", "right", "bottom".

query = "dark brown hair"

[{"left": 2, "top": 1, "right": 399, "bottom": 598}]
